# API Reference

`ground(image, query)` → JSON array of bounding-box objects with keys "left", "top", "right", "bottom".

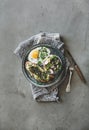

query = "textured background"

[{"left": 0, "top": 0, "right": 89, "bottom": 130}]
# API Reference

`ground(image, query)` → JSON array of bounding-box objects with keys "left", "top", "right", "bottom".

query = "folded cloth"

[{"left": 14, "top": 32, "right": 69, "bottom": 102}]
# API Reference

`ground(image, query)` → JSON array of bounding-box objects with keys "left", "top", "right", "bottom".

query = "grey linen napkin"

[{"left": 14, "top": 32, "right": 69, "bottom": 102}]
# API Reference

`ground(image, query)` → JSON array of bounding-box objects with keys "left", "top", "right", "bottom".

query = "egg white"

[{"left": 28, "top": 47, "right": 41, "bottom": 63}]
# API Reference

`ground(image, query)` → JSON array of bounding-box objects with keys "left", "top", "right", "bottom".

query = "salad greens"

[{"left": 38, "top": 47, "right": 50, "bottom": 65}]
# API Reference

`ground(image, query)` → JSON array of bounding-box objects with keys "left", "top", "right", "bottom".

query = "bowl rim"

[{"left": 22, "top": 43, "right": 67, "bottom": 87}]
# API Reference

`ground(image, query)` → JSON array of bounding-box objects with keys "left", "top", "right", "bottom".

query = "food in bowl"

[{"left": 25, "top": 47, "right": 62, "bottom": 83}]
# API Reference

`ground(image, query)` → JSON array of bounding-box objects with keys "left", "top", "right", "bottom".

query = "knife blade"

[{"left": 66, "top": 49, "right": 86, "bottom": 84}]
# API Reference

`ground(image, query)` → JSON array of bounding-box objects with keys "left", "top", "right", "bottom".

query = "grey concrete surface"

[{"left": 0, "top": 0, "right": 89, "bottom": 130}]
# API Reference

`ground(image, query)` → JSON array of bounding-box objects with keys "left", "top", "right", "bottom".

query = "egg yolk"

[{"left": 30, "top": 49, "right": 39, "bottom": 59}]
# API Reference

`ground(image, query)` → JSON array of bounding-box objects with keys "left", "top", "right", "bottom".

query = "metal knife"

[{"left": 66, "top": 49, "right": 86, "bottom": 84}]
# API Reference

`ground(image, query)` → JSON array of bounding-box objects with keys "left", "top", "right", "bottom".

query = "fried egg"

[{"left": 28, "top": 48, "right": 40, "bottom": 63}]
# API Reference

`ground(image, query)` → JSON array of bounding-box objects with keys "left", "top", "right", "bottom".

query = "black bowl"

[{"left": 22, "top": 44, "right": 67, "bottom": 87}]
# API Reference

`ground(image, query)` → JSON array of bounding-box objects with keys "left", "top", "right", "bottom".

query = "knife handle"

[{"left": 74, "top": 65, "right": 86, "bottom": 84}]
